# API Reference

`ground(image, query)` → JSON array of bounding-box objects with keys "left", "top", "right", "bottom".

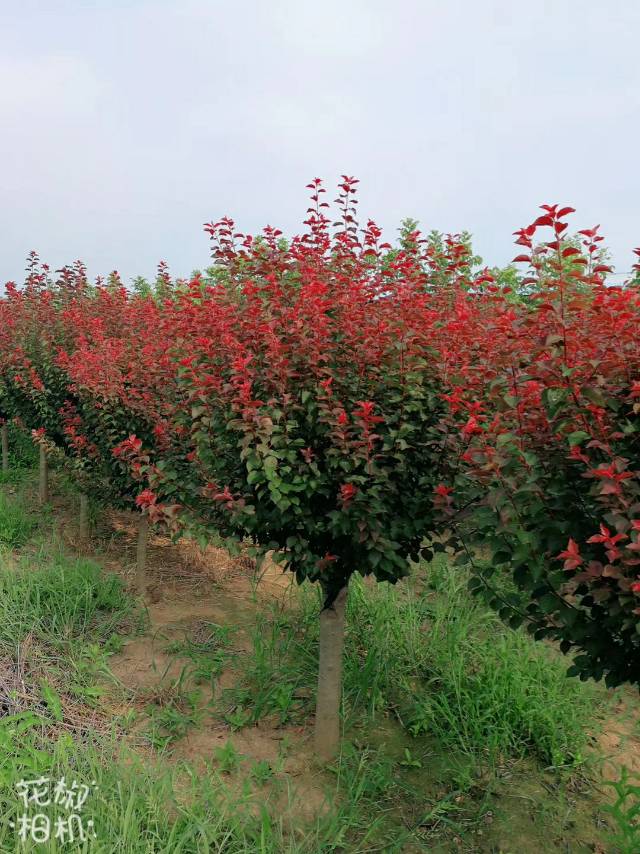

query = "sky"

[{"left": 1, "top": 0, "right": 639, "bottom": 285}]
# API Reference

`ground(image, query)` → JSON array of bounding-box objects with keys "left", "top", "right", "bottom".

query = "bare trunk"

[
  {"left": 38, "top": 444, "right": 48, "bottom": 504},
  {"left": 314, "top": 585, "right": 348, "bottom": 762},
  {"left": 1, "top": 424, "right": 8, "bottom": 474},
  {"left": 79, "top": 493, "right": 89, "bottom": 544},
  {"left": 136, "top": 514, "right": 149, "bottom": 598}
]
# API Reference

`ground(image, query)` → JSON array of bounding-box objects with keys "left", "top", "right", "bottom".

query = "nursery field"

[
  {"left": 0, "top": 427, "right": 638, "bottom": 853},
  {"left": 3, "top": 181, "right": 640, "bottom": 851}
]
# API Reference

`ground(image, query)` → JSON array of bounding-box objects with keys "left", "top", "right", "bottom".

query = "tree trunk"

[
  {"left": 38, "top": 444, "right": 48, "bottom": 504},
  {"left": 79, "top": 493, "right": 89, "bottom": 544},
  {"left": 314, "top": 585, "right": 349, "bottom": 762},
  {"left": 136, "top": 514, "right": 149, "bottom": 598},
  {"left": 1, "top": 424, "right": 8, "bottom": 474}
]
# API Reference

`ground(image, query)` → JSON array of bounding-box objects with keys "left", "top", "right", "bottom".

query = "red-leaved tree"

[
  {"left": 125, "top": 178, "right": 460, "bottom": 758},
  {"left": 437, "top": 205, "right": 640, "bottom": 687}
]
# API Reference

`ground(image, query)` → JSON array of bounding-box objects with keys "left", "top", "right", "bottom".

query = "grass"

[
  {"left": 0, "top": 555, "right": 132, "bottom": 648},
  {"left": 344, "top": 561, "right": 599, "bottom": 768},
  {"left": 165, "top": 622, "right": 236, "bottom": 685},
  {"left": 0, "top": 437, "right": 630, "bottom": 851},
  {"left": 0, "top": 727, "right": 428, "bottom": 853},
  {"left": 227, "top": 562, "right": 599, "bottom": 770},
  {"left": 205, "top": 566, "right": 616, "bottom": 849},
  {"left": 603, "top": 768, "right": 640, "bottom": 854},
  {"left": 0, "top": 491, "right": 37, "bottom": 546},
  {"left": 0, "top": 421, "right": 38, "bottom": 485}
]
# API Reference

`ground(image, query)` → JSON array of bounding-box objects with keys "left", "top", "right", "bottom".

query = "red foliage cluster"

[
  {"left": 434, "top": 205, "right": 640, "bottom": 684},
  {"left": 162, "top": 179, "right": 456, "bottom": 600},
  {"left": 2, "top": 180, "right": 640, "bottom": 685}
]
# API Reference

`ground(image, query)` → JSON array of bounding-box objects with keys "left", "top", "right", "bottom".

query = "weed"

[
  {"left": 250, "top": 759, "right": 274, "bottom": 784},
  {"left": 603, "top": 767, "right": 640, "bottom": 854},
  {"left": 225, "top": 706, "right": 252, "bottom": 731},
  {"left": 165, "top": 621, "right": 235, "bottom": 684},
  {"left": 219, "top": 605, "right": 315, "bottom": 729},
  {"left": 144, "top": 689, "right": 202, "bottom": 749},
  {"left": 214, "top": 739, "right": 242, "bottom": 773},
  {"left": 399, "top": 747, "right": 422, "bottom": 769}
]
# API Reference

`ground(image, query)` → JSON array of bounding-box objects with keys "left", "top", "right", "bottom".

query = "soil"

[{"left": 598, "top": 691, "right": 640, "bottom": 781}]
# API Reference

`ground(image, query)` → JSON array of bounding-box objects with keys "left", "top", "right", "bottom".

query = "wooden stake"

[
  {"left": 79, "top": 493, "right": 89, "bottom": 544},
  {"left": 136, "top": 514, "right": 149, "bottom": 598},
  {"left": 38, "top": 444, "right": 48, "bottom": 504},
  {"left": 1, "top": 424, "right": 8, "bottom": 474}
]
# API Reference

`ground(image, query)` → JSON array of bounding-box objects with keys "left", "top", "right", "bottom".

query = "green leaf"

[
  {"left": 40, "top": 679, "right": 63, "bottom": 722},
  {"left": 538, "top": 593, "right": 559, "bottom": 615},
  {"left": 567, "top": 430, "right": 589, "bottom": 446}
]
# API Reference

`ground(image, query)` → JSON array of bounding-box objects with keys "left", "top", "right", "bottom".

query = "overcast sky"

[{"left": 2, "top": 0, "right": 639, "bottom": 285}]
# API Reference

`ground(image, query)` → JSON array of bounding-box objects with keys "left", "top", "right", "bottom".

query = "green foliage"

[
  {"left": 0, "top": 490, "right": 37, "bottom": 545},
  {"left": 603, "top": 768, "right": 640, "bottom": 854},
  {"left": 0, "top": 556, "right": 131, "bottom": 648},
  {"left": 344, "top": 563, "right": 598, "bottom": 766},
  {"left": 221, "top": 561, "right": 598, "bottom": 769}
]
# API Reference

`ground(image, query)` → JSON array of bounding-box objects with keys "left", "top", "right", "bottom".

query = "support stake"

[
  {"left": 136, "top": 514, "right": 149, "bottom": 598},
  {"left": 1, "top": 424, "right": 8, "bottom": 474},
  {"left": 38, "top": 444, "right": 48, "bottom": 504},
  {"left": 79, "top": 492, "right": 89, "bottom": 544}
]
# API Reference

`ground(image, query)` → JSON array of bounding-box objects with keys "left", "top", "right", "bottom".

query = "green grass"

[
  {"left": 343, "top": 560, "right": 600, "bottom": 768},
  {"left": 204, "top": 563, "right": 615, "bottom": 849},
  {"left": 0, "top": 726, "right": 276, "bottom": 853},
  {"left": 0, "top": 467, "right": 622, "bottom": 852},
  {"left": 0, "top": 555, "right": 132, "bottom": 648},
  {"left": 228, "top": 561, "right": 599, "bottom": 770},
  {"left": 0, "top": 491, "right": 37, "bottom": 546},
  {"left": 165, "top": 622, "right": 237, "bottom": 685},
  {"left": 0, "top": 727, "right": 415, "bottom": 853},
  {"left": 0, "top": 422, "right": 38, "bottom": 484}
]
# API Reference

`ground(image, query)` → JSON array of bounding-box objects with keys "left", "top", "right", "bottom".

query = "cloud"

[
  {"left": 1, "top": 0, "right": 639, "bottom": 284},
  {"left": 0, "top": 54, "right": 101, "bottom": 114}
]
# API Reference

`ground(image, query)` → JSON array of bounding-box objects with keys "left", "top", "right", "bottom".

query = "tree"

[
  {"left": 0, "top": 254, "right": 87, "bottom": 497},
  {"left": 439, "top": 204, "right": 640, "bottom": 688},
  {"left": 127, "top": 178, "right": 454, "bottom": 759},
  {"left": 54, "top": 285, "right": 184, "bottom": 589}
]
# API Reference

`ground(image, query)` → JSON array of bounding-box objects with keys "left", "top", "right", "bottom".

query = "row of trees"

[{"left": 1, "top": 179, "right": 640, "bottom": 759}]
